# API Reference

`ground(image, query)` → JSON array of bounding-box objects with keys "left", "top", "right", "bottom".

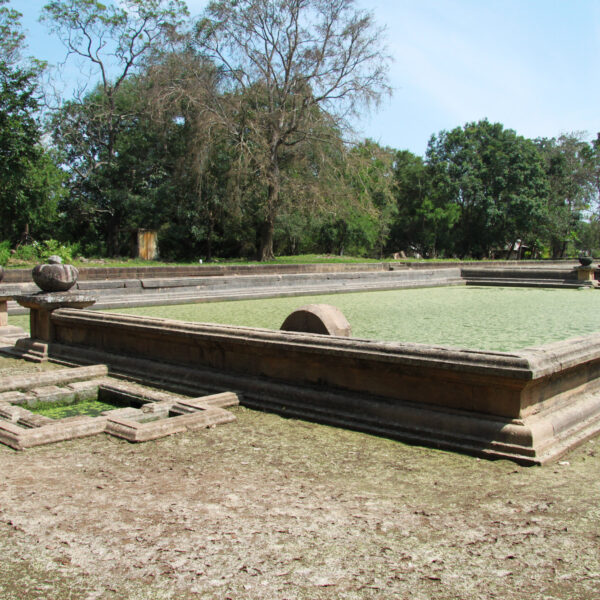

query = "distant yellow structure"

[{"left": 137, "top": 229, "right": 158, "bottom": 260}]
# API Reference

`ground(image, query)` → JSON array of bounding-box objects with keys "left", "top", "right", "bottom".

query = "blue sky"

[{"left": 15, "top": 0, "right": 600, "bottom": 156}]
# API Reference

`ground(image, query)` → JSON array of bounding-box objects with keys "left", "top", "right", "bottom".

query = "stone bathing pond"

[
  {"left": 3, "top": 262, "right": 600, "bottom": 465},
  {"left": 9, "top": 285, "right": 600, "bottom": 351}
]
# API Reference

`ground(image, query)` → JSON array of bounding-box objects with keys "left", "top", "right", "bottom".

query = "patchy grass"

[
  {"left": 4, "top": 253, "right": 533, "bottom": 271},
  {"left": 4, "top": 254, "right": 386, "bottom": 269},
  {"left": 28, "top": 398, "right": 122, "bottom": 419},
  {"left": 0, "top": 355, "right": 62, "bottom": 376}
]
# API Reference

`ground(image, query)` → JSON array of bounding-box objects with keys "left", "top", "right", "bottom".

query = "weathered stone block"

[
  {"left": 281, "top": 304, "right": 352, "bottom": 337},
  {"left": 32, "top": 263, "right": 79, "bottom": 292}
]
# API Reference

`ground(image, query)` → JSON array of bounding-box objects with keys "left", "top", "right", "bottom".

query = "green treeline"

[{"left": 2, "top": 0, "right": 599, "bottom": 263}]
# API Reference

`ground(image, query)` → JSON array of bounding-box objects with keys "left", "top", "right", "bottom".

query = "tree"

[
  {"left": 0, "top": 1, "right": 64, "bottom": 244},
  {"left": 591, "top": 133, "right": 600, "bottom": 207},
  {"left": 142, "top": 50, "right": 241, "bottom": 261},
  {"left": 536, "top": 133, "right": 597, "bottom": 257},
  {"left": 50, "top": 78, "right": 169, "bottom": 255},
  {"left": 42, "top": 0, "right": 189, "bottom": 255},
  {"left": 195, "top": 0, "right": 390, "bottom": 260},
  {"left": 388, "top": 150, "right": 459, "bottom": 258},
  {"left": 426, "top": 120, "right": 548, "bottom": 258},
  {"left": 0, "top": 0, "right": 25, "bottom": 65},
  {"left": 342, "top": 140, "right": 397, "bottom": 257}
]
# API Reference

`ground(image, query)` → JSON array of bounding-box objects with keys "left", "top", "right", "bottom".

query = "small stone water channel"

[{"left": 0, "top": 366, "right": 239, "bottom": 450}]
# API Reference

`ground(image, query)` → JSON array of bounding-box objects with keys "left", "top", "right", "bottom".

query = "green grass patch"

[
  {"left": 5, "top": 253, "right": 385, "bottom": 269},
  {"left": 4, "top": 253, "right": 516, "bottom": 270},
  {"left": 28, "top": 398, "right": 123, "bottom": 419}
]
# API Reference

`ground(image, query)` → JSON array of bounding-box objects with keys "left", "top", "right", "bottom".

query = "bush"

[
  {"left": 12, "top": 244, "right": 39, "bottom": 262},
  {"left": 0, "top": 241, "right": 10, "bottom": 266},
  {"left": 11, "top": 240, "right": 80, "bottom": 264},
  {"left": 38, "top": 239, "right": 76, "bottom": 263}
]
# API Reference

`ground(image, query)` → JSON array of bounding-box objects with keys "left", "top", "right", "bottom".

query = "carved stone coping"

[
  {"left": 13, "top": 293, "right": 97, "bottom": 347},
  {"left": 15, "top": 293, "right": 97, "bottom": 311},
  {"left": 0, "top": 365, "right": 108, "bottom": 393}
]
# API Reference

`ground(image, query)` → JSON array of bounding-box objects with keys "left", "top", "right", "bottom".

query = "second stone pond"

[{"left": 8, "top": 285, "right": 600, "bottom": 351}]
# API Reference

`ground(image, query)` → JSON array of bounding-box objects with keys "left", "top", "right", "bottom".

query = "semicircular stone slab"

[{"left": 280, "top": 304, "right": 352, "bottom": 337}]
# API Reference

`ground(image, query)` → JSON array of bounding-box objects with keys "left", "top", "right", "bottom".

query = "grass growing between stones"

[{"left": 28, "top": 398, "right": 123, "bottom": 419}]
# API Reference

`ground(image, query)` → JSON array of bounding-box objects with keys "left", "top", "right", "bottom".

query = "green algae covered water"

[
  {"left": 107, "top": 286, "right": 600, "bottom": 352},
  {"left": 28, "top": 398, "right": 121, "bottom": 419},
  {"left": 9, "top": 285, "right": 600, "bottom": 351}
]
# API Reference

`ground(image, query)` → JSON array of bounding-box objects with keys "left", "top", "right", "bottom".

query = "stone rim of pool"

[
  {"left": 4, "top": 265, "right": 600, "bottom": 466},
  {"left": 27, "top": 304, "right": 600, "bottom": 466}
]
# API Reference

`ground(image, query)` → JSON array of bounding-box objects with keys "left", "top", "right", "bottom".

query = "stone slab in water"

[{"left": 281, "top": 303, "right": 352, "bottom": 337}]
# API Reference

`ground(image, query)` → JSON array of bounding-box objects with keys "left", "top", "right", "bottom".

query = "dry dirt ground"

[{"left": 0, "top": 356, "right": 599, "bottom": 600}]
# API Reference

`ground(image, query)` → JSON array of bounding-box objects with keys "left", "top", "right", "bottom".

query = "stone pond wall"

[
  {"left": 0, "top": 259, "right": 581, "bottom": 284},
  {"left": 3, "top": 260, "right": 593, "bottom": 316},
  {"left": 5, "top": 266, "right": 465, "bottom": 314},
  {"left": 41, "top": 307, "right": 600, "bottom": 465}
]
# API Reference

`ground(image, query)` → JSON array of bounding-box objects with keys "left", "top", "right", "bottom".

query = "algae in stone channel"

[
  {"left": 103, "top": 286, "right": 600, "bottom": 351},
  {"left": 28, "top": 398, "right": 123, "bottom": 419}
]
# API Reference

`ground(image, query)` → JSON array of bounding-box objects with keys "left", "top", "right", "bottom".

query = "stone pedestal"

[
  {"left": 0, "top": 296, "right": 8, "bottom": 328},
  {"left": 13, "top": 293, "right": 96, "bottom": 361},
  {"left": 0, "top": 289, "right": 27, "bottom": 341},
  {"left": 575, "top": 266, "right": 598, "bottom": 287}
]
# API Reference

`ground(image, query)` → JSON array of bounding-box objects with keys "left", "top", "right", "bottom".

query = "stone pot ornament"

[
  {"left": 32, "top": 256, "right": 78, "bottom": 292},
  {"left": 578, "top": 255, "right": 593, "bottom": 267}
]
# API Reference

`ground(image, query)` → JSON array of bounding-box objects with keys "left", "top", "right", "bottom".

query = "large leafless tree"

[{"left": 195, "top": 0, "right": 390, "bottom": 260}]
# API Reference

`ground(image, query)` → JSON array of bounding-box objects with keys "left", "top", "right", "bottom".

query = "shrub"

[
  {"left": 11, "top": 240, "right": 79, "bottom": 264},
  {"left": 38, "top": 240, "right": 76, "bottom": 263},
  {"left": 0, "top": 241, "right": 10, "bottom": 266},
  {"left": 12, "top": 244, "right": 40, "bottom": 262}
]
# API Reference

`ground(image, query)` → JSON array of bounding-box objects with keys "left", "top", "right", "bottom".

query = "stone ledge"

[
  {"left": 0, "top": 365, "right": 108, "bottom": 393},
  {"left": 5, "top": 269, "right": 465, "bottom": 315},
  {"left": 41, "top": 308, "right": 600, "bottom": 464},
  {"left": 0, "top": 416, "right": 107, "bottom": 450},
  {"left": 42, "top": 341, "right": 600, "bottom": 465},
  {"left": 105, "top": 407, "right": 235, "bottom": 442}
]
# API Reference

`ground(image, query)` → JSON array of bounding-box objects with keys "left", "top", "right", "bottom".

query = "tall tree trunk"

[
  {"left": 259, "top": 155, "right": 280, "bottom": 261},
  {"left": 206, "top": 208, "right": 214, "bottom": 261},
  {"left": 259, "top": 216, "right": 275, "bottom": 261},
  {"left": 560, "top": 240, "right": 567, "bottom": 258},
  {"left": 107, "top": 214, "right": 120, "bottom": 257}
]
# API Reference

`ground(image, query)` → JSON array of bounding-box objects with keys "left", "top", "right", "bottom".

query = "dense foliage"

[
  {"left": 1, "top": 0, "right": 599, "bottom": 261},
  {"left": 0, "top": 0, "right": 64, "bottom": 245}
]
